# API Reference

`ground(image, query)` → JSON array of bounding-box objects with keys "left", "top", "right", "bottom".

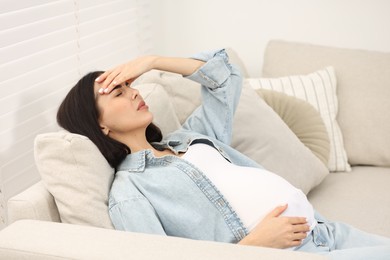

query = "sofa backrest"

[{"left": 262, "top": 40, "right": 390, "bottom": 167}]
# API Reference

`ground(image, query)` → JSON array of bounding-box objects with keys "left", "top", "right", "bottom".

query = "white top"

[{"left": 182, "top": 143, "right": 317, "bottom": 231}]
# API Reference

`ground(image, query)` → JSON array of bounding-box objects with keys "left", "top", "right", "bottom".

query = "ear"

[{"left": 100, "top": 125, "right": 110, "bottom": 136}]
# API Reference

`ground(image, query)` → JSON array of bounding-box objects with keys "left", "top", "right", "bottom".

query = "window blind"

[{"left": 0, "top": 0, "right": 153, "bottom": 228}]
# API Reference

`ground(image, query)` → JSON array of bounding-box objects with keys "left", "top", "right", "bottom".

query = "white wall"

[{"left": 151, "top": 0, "right": 390, "bottom": 77}]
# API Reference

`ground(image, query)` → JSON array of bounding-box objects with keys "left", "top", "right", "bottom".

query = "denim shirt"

[{"left": 108, "top": 49, "right": 263, "bottom": 244}]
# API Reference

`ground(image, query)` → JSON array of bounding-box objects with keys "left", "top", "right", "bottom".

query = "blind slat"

[
  {"left": 0, "top": 27, "right": 77, "bottom": 64},
  {"left": 0, "top": 13, "right": 75, "bottom": 48},
  {"left": 0, "top": 0, "right": 73, "bottom": 31},
  {"left": 0, "top": 85, "right": 71, "bottom": 135},
  {"left": 0, "top": 0, "right": 54, "bottom": 14},
  {"left": 0, "top": 56, "right": 79, "bottom": 105}
]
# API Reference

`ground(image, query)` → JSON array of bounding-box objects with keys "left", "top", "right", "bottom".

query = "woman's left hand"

[{"left": 95, "top": 55, "right": 158, "bottom": 94}]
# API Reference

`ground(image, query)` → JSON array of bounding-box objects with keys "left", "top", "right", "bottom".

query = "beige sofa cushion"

[
  {"left": 247, "top": 67, "right": 349, "bottom": 172},
  {"left": 35, "top": 132, "right": 115, "bottom": 229},
  {"left": 308, "top": 166, "right": 390, "bottom": 237},
  {"left": 231, "top": 83, "right": 329, "bottom": 194},
  {"left": 262, "top": 40, "right": 390, "bottom": 167},
  {"left": 35, "top": 83, "right": 179, "bottom": 228}
]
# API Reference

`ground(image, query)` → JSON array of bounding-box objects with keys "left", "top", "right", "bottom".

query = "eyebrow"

[{"left": 111, "top": 85, "right": 122, "bottom": 93}]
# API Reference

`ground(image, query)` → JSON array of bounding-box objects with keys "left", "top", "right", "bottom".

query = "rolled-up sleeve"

[{"left": 182, "top": 49, "right": 243, "bottom": 145}]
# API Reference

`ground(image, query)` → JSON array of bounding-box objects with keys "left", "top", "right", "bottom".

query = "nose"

[{"left": 130, "top": 88, "right": 139, "bottom": 100}]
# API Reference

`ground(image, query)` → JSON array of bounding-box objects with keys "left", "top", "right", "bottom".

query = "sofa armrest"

[
  {"left": 7, "top": 181, "right": 60, "bottom": 224},
  {"left": 0, "top": 220, "right": 326, "bottom": 260}
]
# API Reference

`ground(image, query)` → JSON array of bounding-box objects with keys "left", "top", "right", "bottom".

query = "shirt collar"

[{"left": 116, "top": 150, "right": 148, "bottom": 172}]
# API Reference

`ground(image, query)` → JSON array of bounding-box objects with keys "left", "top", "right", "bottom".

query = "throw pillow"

[
  {"left": 257, "top": 89, "right": 330, "bottom": 166},
  {"left": 246, "top": 67, "right": 351, "bottom": 172},
  {"left": 232, "top": 84, "right": 329, "bottom": 194},
  {"left": 35, "top": 131, "right": 115, "bottom": 229}
]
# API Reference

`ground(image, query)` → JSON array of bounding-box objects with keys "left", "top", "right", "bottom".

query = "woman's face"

[{"left": 94, "top": 82, "right": 153, "bottom": 139}]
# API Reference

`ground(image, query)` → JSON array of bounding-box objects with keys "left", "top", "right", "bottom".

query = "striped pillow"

[{"left": 246, "top": 67, "right": 350, "bottom": 172}]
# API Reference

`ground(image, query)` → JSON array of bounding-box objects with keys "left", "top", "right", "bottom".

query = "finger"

[
  {"left": 288, "top": 217, "right": 308, "bottom": 224},
  {"left": 292, "top": 223, "right": 311, "bottom": 233},
  {"left": 266, "top": 204, "right": 288, "bottom": 218},
  {"left": 113, "top": 71, "right": 132, "bottom": 87},
  {"left": 101, "top": 70, "right": 122, "bottom": 93},
  {"left": 95, "top": 71, "right": 109, "bottom": 83},
  {"left": 289, "top": 239, "right": 304, "bottom": 247},
  {"left": 292, "top": 231, "right": 308, "bottom": 242}
]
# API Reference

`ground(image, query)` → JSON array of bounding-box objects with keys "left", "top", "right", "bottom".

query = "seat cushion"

[{"left": 308, "top": 166, "right": 390, "bottom": 237}]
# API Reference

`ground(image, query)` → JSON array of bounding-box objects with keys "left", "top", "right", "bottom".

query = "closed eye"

[{"left": 110, "top": 85, "right": 123, "bottom": 97}]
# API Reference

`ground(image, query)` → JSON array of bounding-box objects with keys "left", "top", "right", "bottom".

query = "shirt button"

[
  {"left": 216, "top": 198, "right": 226, "bottom": 208},
  {"left": 190, "top": 170, "right": 201, "bottom": 180}
]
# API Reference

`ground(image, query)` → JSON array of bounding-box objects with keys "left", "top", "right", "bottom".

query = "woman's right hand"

[{"left": 238, "top": 204, "right": 310, "bottom": 249}]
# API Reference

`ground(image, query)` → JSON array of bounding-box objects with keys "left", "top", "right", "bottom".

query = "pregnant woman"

[{"left": 57, "top": 49, "right": 390, "bottom": 259}]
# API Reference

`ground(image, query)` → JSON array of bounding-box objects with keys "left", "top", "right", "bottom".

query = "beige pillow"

[
  {"left": 35, "top": 131, "right": 115, "bottom": 229},
  {"left": 247, "top": 67, "right": 350, "bottom": 172},
  {"left": 257, "top": 89, "right": 330, "bottom": 166},
  {"left": 231, "top": 84, "right": 329, "bottom": 194}
]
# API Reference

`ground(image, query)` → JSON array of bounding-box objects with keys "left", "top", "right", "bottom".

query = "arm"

[
  {"left": 96, "top": 55, "right": 205, "bottom": 93},
  {"left": 179, "top": 49, "right": 242, "bottom": 144},
  {"left": 109, "top": 196, "right": 167, "bottom": 236},
  {"left": 96, "top": 49, "right": 242, "bottom": 144},
  {"left": 238, "top": 204, "right": 310, "bottom": 249}
]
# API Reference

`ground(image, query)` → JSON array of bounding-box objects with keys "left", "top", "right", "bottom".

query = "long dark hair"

[{"left": 57, "top": 71, "right": 162, "bottom": 168}]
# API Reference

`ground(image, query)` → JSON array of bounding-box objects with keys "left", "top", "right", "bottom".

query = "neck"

[
  {"left": 121, "top": 133, "right": 153, "bottom": 153},
  {"left": 110, "top": 128, "right": 164, "bottom": 156}
]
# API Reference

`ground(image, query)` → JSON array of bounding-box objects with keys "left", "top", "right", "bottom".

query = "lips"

[{"left": 137, "top": 101, "right": 148, "bottom": 110}]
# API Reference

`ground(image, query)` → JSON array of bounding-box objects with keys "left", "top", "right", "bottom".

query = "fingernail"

[
  {"left": 104, "top": 88, "right": 109, "bottom": 93},
  {"left": 98, "top": 88, "right": 104, "bottom": 94},
  {"left": 95, "top": 77, "right": 100, "bottom": 82}
]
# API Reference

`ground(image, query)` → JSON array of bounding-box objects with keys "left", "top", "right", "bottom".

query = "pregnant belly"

[{"left": 205, "top": 165, "right": 317, "bottom": 232}]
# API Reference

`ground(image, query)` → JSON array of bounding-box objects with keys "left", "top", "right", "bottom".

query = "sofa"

[{"left": 1, "top": 40, "right": 389, "bottom": 259}]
